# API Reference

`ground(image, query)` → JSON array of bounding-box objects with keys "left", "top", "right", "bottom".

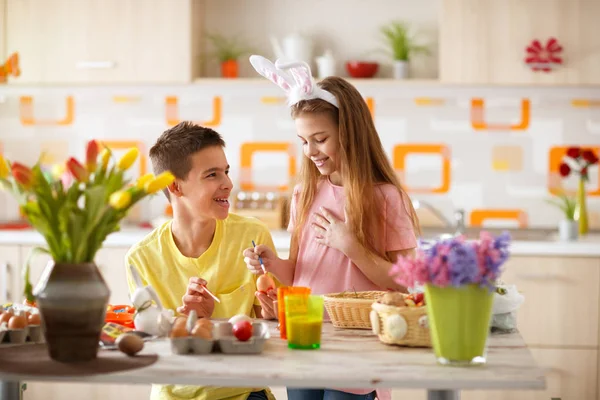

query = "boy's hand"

[
  {"left": 176, "top": 277, "right": 215, "bottom": 318},
  {"left": 243, "top": 245, "right": 276, "bottom": 274},
  {"left": 255, "top": 289, "right": 278, "bottom": 320}
]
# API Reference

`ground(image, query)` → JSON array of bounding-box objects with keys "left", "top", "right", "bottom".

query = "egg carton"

[
  {"left": 0, "top": 324, "right": 44, "bottom": 346},
  {"left": 170, "top": 321, "right": 270, "bottom": 355}
]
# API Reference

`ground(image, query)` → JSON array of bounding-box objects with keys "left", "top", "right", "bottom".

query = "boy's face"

[{"left": 176, "top": 146, "right": 232, "bottom": 220}]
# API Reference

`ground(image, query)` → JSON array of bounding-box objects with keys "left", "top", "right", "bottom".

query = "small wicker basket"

[
  {"left": 323, "top": 291, "right": 387, "bottom": 329},
  {"left": 370, "top": 301, "right": 431, "bottom": 347}
]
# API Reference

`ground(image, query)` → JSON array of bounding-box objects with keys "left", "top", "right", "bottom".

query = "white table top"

[{"left": 0, "top": 322, "right": 546, "bottom": 391}]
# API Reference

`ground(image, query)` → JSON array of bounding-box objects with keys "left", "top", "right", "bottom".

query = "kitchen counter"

[
  {"left": 0, "top": 321, "right": 545, "bottom": 396},
  {"left": 0, "top": 227, "right": 599, "bottom": 256}
]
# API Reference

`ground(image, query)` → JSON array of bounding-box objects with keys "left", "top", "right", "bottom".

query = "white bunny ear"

[
  {"left": 249, "top": 55, "right": 295, "bottom": 92},
  {"left": 250, "top": 54, "right": 339, "bottom": 108},
  {"left": 276, "top": 59, "right": 339, "bottom": 108}
]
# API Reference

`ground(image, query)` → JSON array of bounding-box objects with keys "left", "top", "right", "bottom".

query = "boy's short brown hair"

[{"left": 150, "top": 121, "right": 225, "bottom": 198}]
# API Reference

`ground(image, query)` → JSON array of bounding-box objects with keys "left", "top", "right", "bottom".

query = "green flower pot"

[{"left": 424, "top": 284, "right": 494, "bottom": 365}]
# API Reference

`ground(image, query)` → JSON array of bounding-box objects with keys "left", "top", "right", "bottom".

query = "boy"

[{"left": 126, "top": 121, "right": 278, "bottom": 400}]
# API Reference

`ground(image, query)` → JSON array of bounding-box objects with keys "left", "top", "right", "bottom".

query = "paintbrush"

[{"left": 252, "top": 240, "right": 267, "bottom": 274}]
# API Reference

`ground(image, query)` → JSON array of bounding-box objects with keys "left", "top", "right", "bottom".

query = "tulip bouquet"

[{"left": 0, "top": 140, "right": 174, "bottom": 302}]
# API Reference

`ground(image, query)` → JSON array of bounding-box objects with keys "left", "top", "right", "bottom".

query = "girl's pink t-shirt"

[{"left": 287, "top": 179, "right": 417, "bottom": 400}]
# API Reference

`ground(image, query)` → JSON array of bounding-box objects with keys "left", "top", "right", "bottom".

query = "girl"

[{"left": 244, "top": 56, "right": 420, "bottom": 400}]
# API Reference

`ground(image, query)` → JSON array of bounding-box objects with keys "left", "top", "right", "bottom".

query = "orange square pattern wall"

[
  {"left": 19, "top": 96, "right": 75, "bottom": 126},
  {"left": 392, "top": 144, "right": 451, "bottom": 194},
  {"left": 239, "top": 142, "right": 296, "bottom": 191},
  {"left": 1, "top": 85, "right": 599, "bottom": 229}
]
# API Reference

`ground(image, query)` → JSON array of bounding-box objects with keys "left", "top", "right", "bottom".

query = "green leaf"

[
  {"left": 379, "top": 21, "right": 429, "bottom": 61},
  {"left": 22, "top": 246, "right": 50, "bottom": 303}
]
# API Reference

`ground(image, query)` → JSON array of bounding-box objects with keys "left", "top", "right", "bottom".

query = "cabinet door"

[
  {"left": 0, "top": 0, "right": 6, "bottom": 60},
  {"left": 24, "top": 382, "right": 151, "bottom": 400},
  {"left": 440, "top": 0, "right": 600, "bottom": 84},
  {"left": 17, "top": 245, "right": 52, "bottom": 304},
  {"left": 461, "top": 348, "right": 597, "bottom": 400},
  {"left": 500, "top": 256, "right": 600, "bottom": 347},
  {"left": 6, "top": 0, "right": 196, "bottom": 84},
  {"left": 0, "top": 244, "right": 21, "bottom": 304},
  {"left": 95, "top": 246, "right": 132, "bottom": 305}
]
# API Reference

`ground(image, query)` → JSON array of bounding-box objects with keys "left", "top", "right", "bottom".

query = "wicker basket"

[
  {"left": 323, "top": 291, "right": 387, "bottom": 329},
  {"left": 370, "top": 301, "right": 431, "bottom": 347}
]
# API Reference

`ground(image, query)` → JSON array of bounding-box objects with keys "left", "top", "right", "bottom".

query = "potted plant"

[
  {"left": 379, "top": 21, "right": 429, "bottom": 79},
  {"left": 546, "top": 191, "right": 578, "bottom": 241},
  {"left": 205, "top": 32, "right": 252, "bottom": 78},
  {"left": 0, "top": 140, "right": 174, "bottom": 362},
  {"left": 389, "top": 231, "right": 511, "bottom": 365},
  {"left": 558, "top": 147, "right": 599, "bottom": 235}
]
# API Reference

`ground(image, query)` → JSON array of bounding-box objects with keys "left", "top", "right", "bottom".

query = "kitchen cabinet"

[
  {"left": 440, "top": 0, "right": 600, "bottom": 85},
  {"left": 501, "top": 255, "right": 600, "bottom": 347},
  {"left": 0, "top": 0, "right": 6, "bottom": 61},
  {"left": 5, "top": 0, "right": 203, "bottom": 84},
  {"left": 0, "top": 244, "right": 21, "bottom": 303}
]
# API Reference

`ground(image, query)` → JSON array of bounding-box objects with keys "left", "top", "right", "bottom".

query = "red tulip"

[
  {"left": 566, "top": 147, "right": 581, "bottom": 159},
  {"left": 86, "top": 140, "right": 99, "bottom": 172},
  {"left": 11, "top": 162, "right": 34, "bottom": 188},
  {"left": 581, "top": 149, "right": 599, "bottom": 165},
  {"left": 581, "top": 166, "right": 588, "bottom": 177},
  {"left": 66, "top": 157, "right": 89, "bottom": 182},
  {"left": 558, "top": 162, "right": 571, "bottom": 177}
]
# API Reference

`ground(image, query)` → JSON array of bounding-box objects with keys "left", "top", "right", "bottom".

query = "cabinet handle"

[
  {"left": 0, "top": 263, "right": 9, "bottom": 303},
  {"left": 76, "top": 61, "right": 117, "bottom": 69}
]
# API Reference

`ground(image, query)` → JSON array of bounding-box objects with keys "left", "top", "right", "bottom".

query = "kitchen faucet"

[{"left": 412, "top": 199, "right": 466, "bottom": 236}]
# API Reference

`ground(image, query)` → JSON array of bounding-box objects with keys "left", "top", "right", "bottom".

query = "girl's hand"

[
  {"left": 312, "top": 206, "right": 357, "bottom": 256},
  {"left": 243, "top": 245, "right": 277, "bottom": 274}
]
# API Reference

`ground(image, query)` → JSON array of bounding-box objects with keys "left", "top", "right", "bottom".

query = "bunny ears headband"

[{"left": 249, "top": 55, "right": 339, "bottom": 108}]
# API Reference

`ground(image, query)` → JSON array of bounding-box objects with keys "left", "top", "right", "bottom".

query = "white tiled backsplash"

[{"left": 0, "top": 82, "right": 599, "bottom": 229}]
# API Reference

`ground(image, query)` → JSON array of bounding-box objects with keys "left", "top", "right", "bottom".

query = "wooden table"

[{"left": 0, "top": 322, "right": 546, "bottom": 400}]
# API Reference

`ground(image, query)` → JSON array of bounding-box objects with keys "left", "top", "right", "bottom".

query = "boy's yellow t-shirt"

[{"left": 125, "top": 213, "right": 277, "bottom": 400}]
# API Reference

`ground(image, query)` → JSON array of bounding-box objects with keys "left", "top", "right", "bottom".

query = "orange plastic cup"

[{"left": 277, "top": 286, "right": 311, "bottom": 339}]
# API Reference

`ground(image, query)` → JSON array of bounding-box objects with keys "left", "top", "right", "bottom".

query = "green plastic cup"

[{"left": 284, "top": 294, "right": 324, "bottom": 350}]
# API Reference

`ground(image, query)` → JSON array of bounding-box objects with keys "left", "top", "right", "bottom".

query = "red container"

[{"left": 345, "top": 61, "right": 379, "bottom": 78}]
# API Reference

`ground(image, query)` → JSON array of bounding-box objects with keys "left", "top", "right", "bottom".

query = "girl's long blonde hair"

[{"left": 291, "top": 76, "right": 420, "bottom": 261}]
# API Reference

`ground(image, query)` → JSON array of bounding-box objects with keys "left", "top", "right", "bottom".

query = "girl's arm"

[
  {"left": 345, "top": 245, "right": 413, "bottom": 292},
  {"left": 243, "top": 235, "right": 298, "bottom": 286},
  {"left": 272, "top": 234, "right": 298, "bottom": 286}
]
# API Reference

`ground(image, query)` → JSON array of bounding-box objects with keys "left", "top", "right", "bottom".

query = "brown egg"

[
  {"left": 28, "top": 313, "right": 41, "bottom": 326},
  {"left": 379, "top": 292, "right": 406, "bottom": 307},
  {"left": 256, "top": 274, "right": 275, "bottom": 293},
  {"left": 116, "top": 333, "right": 144, "bottom": 356},
  {"left": 170, "top": 324, "right": 188, "bottom": 338},
  {"left": 8, "top": 315, "right": 27, "bottom": 330},
  {"left": 191, "top": 323, "right": 212, "bottom": 340},
  {"left": 196, "top": 318, "right": 213, "bottom": 329},
  {"left": 0, "top": 310, "right": 14, "bottom": 325}
]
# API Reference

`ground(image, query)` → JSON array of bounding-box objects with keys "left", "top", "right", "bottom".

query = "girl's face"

[{"left": 295, "top": 113, "right": 341, "bottom": 182}]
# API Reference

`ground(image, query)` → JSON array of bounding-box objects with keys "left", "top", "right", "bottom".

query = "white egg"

[{"left": 228, "top": 314, "right": 252, "bottom": 326}]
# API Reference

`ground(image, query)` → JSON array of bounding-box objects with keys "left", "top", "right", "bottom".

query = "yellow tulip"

[
  {"left": 136, "top": 173, "right": 154, "bottom": 189},
  {"left": 100, "top": 148, "right": 111, "bottom": 170},
  {"left": 50, "top": 164, "right": 65, "bottom": 180},
  {"left": 109, "top": 190, "right": 131, "bottom": 210},
  {"left": 117, "top": 148, "right": 139, "bottom": 171},
  {"left": 0, "top": 155, "right": 9, "bottom": 179},
  {"left": 144, "top": 171, "right": 175, "bottom": 194}
]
